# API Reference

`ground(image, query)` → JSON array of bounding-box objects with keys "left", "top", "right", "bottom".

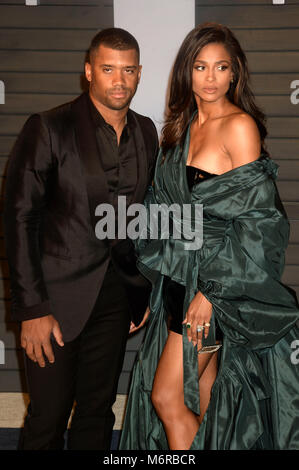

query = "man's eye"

[
  {"left": 103, "top": 68, "right": 112, "bottom": 73},
  {"left": 125, "top": 69, "right": 134, "bottom": 74}
]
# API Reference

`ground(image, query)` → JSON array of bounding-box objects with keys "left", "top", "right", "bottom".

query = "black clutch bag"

[{"left": 110, "top": 238, "right": 151, "bottom": 327}]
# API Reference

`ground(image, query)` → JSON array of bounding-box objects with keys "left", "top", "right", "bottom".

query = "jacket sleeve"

[
  {"left": 197, "top": 178, "right": 299, "bottom": 349},
  {"left": 148, "top": 120, "right": 159, "bottom": 183},
  {"left": 139, "top": 115, "right": 159, "bottom": 184},
  {"left": 3, "top": 114, "right": 55, "bottom": 322}
]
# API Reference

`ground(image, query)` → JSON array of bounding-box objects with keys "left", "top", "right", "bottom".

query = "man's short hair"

[{"left": 86, "top": 27, "right": 140, "bottom": 63}]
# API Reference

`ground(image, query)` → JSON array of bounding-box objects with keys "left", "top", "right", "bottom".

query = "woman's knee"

[
  {"left": 151, "top": 385, "right": 164, "bottom": 413},
  {"left": 151, "top": 384, "right": 181, "bottom": 421}
]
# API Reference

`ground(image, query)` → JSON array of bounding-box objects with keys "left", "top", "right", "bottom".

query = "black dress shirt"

[{"left": 88, "top": 95, "right": 138, "bottom": 221}]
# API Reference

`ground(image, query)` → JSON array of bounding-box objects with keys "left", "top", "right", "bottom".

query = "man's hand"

[
  {"left": 21, "top": 315, "right": 64, "bottom": 367},
  {"left": 129, "top": 306, "right": 150, "bottom": 334}
]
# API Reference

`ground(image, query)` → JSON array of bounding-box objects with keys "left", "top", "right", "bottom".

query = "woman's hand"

[
  {"left": 129, "top": 306, "right": 150, "bottom": 334},
  {"left": 182, "top": 291, "right": 213, "bottom": 351}
]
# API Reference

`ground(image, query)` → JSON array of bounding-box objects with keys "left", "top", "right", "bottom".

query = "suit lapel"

[
  {"left": 72, "top": 93, "right": 110, "bottom": 232},
  {"left": 129, "top": 110, "right": 149, "bottom": 204}
]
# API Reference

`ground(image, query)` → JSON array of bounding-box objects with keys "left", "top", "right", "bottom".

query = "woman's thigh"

[{"left": 152, "top": 331, "right": 216, "bottom": 403}]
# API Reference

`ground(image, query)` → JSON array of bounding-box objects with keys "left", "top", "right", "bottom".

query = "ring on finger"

[
  {"left": 204, "top": 322, "right": 211, "bottom": 327},
  {"left": 196, "top": 325, "right": 204, "bottom": 333},
  {"left": 186, "top": 322, "right": 191, "bottom": 329}
]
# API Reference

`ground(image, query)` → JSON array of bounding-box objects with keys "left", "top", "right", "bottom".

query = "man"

[{"left": 4, "top": 28, "right": 158, "bottom": 450}]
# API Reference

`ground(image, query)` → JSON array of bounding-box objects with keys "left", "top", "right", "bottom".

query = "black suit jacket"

[{"left": 3, "top": 93, "right": 158, "bottom": 341}]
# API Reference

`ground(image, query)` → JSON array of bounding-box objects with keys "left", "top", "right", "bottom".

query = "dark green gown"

[{"left": 119, "top": 121, "right": 299, "bottom": 450}]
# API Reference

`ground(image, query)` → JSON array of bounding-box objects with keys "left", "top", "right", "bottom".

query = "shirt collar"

[{"left": 87, "top": 93, "right": 134, "bottom": 131}]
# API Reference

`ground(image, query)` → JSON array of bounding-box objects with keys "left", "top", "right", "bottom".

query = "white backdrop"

[{"left": 114, "top": 0, "right": 195, "bottom": 135}]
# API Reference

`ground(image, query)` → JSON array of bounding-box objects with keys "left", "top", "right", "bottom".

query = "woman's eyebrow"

[{"left": 194, "top": 59, "right": 231, "bottom": 64}]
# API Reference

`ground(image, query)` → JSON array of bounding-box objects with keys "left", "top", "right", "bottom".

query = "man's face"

[{"left": 85, "top": 45, "right": 141, "bottom": 112}]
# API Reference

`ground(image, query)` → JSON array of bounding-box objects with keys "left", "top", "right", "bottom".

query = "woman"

[{"left": 119, "top": 23, "right": 299, "bottom": 450}]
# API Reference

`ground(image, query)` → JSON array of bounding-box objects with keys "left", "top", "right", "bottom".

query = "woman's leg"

[
  {"left": 151, "top": 330, "right": 217, "bottom": 450},
  {"left": 196, "top": 351, "right": 218, "bottom": 425}
]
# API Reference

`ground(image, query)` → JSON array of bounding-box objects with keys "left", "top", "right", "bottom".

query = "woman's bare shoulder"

[{"left": 222, "top": 111, "right": 261, "bottom": 167}]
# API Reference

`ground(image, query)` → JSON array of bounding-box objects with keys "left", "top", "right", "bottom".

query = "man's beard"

[{"left": 105, "top": 86, "right": 136, "bottom": 110}]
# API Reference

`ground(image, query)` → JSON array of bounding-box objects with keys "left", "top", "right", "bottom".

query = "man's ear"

[
  {"left": 85, "top": 62, "right": 92, "bottom": 83},
  {"left": 137, "top": 65, "right": 142, "bottom": 84}
]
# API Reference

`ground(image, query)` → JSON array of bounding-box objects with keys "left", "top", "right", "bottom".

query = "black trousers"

[{"left": 19, "top": 262, "right": 131, "bottom": 450}]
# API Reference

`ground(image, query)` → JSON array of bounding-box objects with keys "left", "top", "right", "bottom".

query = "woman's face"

[{"left": 192, "top": 42, "right": 234, "bottom": 104}]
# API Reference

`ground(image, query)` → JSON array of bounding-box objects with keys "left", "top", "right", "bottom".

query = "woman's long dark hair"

[{"left": 161, "top": 22, "right": 268, "bottom": 155}]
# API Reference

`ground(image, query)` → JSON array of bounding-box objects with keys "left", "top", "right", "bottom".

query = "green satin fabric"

[{"left": 119, "top": 123, "right": 299, "bottom": 450}]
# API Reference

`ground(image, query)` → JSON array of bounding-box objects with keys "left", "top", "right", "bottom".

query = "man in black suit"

[{"left": 3, "top": 28, "right": 158, "bottom": 450}]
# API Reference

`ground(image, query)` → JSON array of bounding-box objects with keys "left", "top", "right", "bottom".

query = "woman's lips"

[{"left": 203, "top": 88, "right": 217, "bottom": 93}]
